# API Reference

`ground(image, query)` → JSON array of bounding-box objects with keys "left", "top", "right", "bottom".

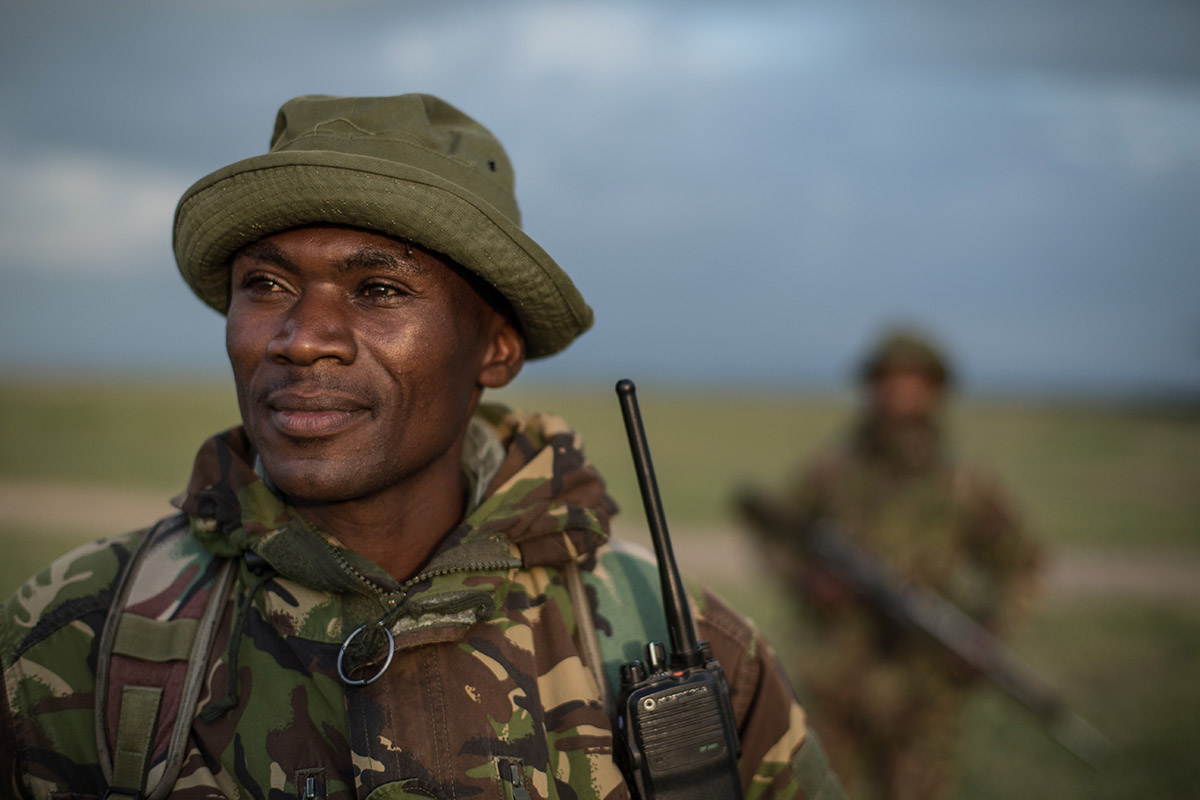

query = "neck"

[{"left": 291, "top": 457, "right": 467, "bottom": 582}]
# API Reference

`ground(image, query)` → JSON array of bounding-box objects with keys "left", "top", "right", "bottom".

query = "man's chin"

[{"left": 260, "top": 460, "right": 373, "bottom": 506}]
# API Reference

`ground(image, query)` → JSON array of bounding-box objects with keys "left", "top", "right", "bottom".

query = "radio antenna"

[{"left": 615, "top": 379, "right": 701, "bottom": 666}]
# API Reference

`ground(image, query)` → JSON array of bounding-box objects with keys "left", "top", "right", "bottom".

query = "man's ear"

[{"left": 478, "top": 317, "right": 525, "bottom": 390}]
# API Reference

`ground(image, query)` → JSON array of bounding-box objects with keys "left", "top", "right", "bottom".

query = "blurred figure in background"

[{"left": 754, "top": 327, "right": 1041, "bottom": 800}]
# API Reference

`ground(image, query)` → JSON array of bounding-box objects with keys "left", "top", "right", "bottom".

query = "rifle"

[
  {"left": 736, "top": 488, "right": 1116, "bottom": 771},
  {"left": 613, "top": 380, "right": 744, "bottom": 800}
]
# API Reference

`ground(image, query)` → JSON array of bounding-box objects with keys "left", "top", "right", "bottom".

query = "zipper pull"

[
  {"left": 500, "top": 759, "right": 532, "bottom": 800},
  {"left": 300, "top": 773, "right": 324, "bottom": 799}
]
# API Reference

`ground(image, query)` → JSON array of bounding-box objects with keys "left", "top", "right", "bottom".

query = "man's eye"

[
  {"left": 242, "top": 275, "right": 282, "bottom": 293},
  {"left": 362, "top": 282, "right": 405, "bottom": 299}
]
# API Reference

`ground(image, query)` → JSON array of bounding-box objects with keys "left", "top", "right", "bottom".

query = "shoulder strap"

[
  {"left": 572, "top": 541, "right": 670, "bottom": 710},
  {"left": 95, "top": 514, "right": 236, "bottom": 800}
]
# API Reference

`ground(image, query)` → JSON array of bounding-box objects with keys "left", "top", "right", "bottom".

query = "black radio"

[{"left": 613, "top": 380, "right": 744, "bottom": 800}]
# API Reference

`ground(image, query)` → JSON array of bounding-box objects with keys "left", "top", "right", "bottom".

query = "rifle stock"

[{"left": 736, "top": 488, "right": 1116, "bottom": 770}]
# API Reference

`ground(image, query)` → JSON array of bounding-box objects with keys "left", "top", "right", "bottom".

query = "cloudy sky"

[{"left": 1, "top": 0, "right": 1197, "bottom": 397}]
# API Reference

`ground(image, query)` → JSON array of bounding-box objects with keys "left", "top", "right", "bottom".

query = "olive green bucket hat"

[{"left": 173, "top": 93, "right": 592, "bottom": 359}]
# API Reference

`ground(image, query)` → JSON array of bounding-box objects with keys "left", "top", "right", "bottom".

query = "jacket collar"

[{"left": 178, "top": 403, "right": 617, "bottom": 599}]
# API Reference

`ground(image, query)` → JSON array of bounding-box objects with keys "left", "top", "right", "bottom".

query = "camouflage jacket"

[{"left": 2, "top": 405, "right": 841, "bottom": 800}]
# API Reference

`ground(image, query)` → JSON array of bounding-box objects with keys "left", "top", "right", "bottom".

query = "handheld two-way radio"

[{"left": 613, "top": 379, "right": 744, "bottom": 800}]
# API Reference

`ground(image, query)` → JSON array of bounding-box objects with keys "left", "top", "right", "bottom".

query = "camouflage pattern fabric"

[
  {"left": 2, "top": 404, "right": 840, "bottom": 800},
  {"left": 762, "top": 417, "right": 1040, "bottom": 800}
]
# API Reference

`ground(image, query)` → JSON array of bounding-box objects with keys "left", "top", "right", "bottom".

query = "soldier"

[
  {"left": 757, "top": 328, "right": 1040, "bottom": 800},
  {"left": 0, "top": 94, "right": 844, "bottom": 799}
]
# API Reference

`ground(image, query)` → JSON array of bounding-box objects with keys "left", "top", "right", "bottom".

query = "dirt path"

[{"left": 4, "top": 480, "right": 1198, "bottom": 603}]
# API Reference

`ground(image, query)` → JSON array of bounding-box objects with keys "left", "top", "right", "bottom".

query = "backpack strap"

[
  {"left": 572, "top": 540, "right": 670, "bottom": 710},
  {"left": 95, "top": 513, "right": 236, "bottom": 800}
]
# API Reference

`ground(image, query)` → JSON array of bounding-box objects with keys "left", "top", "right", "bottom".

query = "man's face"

[
  {"left": 226, "top": 225, "right": 522, "bottom": 504},
  {"left": 867, "top": 366, "right": 944, "bottom": 424}
]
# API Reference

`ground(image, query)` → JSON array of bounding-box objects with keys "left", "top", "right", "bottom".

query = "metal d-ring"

[{"left": 337, "top": 621, "right": 396, "bottom": 686}]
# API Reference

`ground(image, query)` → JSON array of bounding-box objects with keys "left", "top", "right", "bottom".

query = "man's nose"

[{"left": 266, "top": 289, "right": 357, "bottom": 366}]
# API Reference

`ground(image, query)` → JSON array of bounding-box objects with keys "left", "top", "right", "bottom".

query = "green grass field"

[{"left": 2, "top": 377, "right": 1198, "bottom": 798}]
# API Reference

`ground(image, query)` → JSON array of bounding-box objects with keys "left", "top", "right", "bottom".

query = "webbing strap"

[
  {"left": 112, "top": 616, "right": 201, "bottom": 663},
  {"left": 575, "top": 543, "right": 670, "bottom": 703},
  {"left": 110, "top": 685, "right": 163, "bottom": 798},
  {"left": 155, "top": 557, "right": 236, "bottom": 800},
  {"left": 96, "top": 522, "right": 164, "bottom": 785},
  {"left": 96, "top": 515, "right": 238, "bottom": 800},
  {"left": 563, "top": 561, "right": 609, "bottom": 713}
]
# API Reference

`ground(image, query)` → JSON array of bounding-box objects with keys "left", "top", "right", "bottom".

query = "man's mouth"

[{"left": 265, "top": 390, "right": 371, "bottom": 438}]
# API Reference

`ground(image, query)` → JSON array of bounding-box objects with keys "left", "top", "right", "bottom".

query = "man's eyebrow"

[
  {"left": 231, "top": 240, "right": 428, "bottom": 278},
  {"left": 233, "top": 240, "right": 297, "bottom": 273},
  {"left": 341, "top": 246, "right": 428, "bottom": 277}
]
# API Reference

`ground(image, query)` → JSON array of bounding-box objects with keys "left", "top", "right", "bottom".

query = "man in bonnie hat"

[
  {"left": 1, "top": 95, "right": 844, "bottom": 799},
  {"left": 751, "top": 327, "right": 1041, "bottom": 800}
]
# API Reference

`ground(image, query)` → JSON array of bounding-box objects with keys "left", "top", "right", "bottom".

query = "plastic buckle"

[{"left": 103, "top": 787, "right": 143, "bottom": 800}]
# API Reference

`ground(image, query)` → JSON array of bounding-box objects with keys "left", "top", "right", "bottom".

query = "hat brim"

[{"left": 173, "top": 150, "right": 592, "bottom": 359}]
